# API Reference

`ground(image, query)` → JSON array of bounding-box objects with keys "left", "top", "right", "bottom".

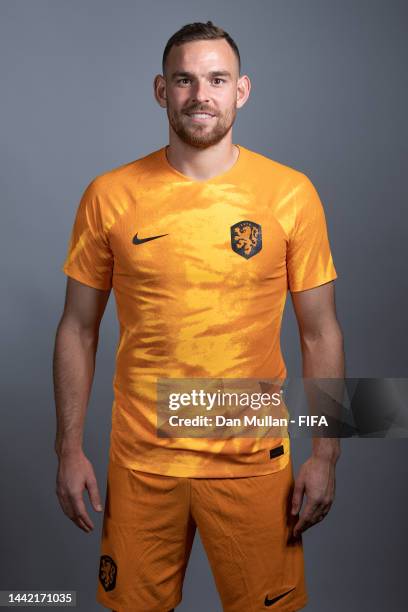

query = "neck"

[{"left": 165, "top": 134, "right": 238, "bottom": 181}]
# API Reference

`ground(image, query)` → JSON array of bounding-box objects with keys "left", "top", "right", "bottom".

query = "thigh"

[
  {"left": 191, "top": 460, "right": 308, "bottom": 612},
  {"left": 96, "top": 460, "right": 196, "bottom": 612}
]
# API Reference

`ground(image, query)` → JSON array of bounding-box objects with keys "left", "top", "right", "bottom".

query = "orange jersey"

[{"left": 61, "top": 144, "right": 338, "bottom": 477}]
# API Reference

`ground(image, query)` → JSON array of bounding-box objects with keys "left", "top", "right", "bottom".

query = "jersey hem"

[
  {"left": 62, "top": 266, "right": 112, "bottom": 291},
  {"left": 278, "top": 594, "right": 308, "bottom": 611},
  {"left": 289, "top": 271, "right": 337, "bottom": 293},
  {"left": 108, "top": 446, "right": 291, "bottom": 479},
  {"left": 96, "top": 594, "right": 181, "bottom": 612}
]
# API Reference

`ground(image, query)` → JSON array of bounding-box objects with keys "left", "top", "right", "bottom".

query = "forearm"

[
  {"left": 300, "top": 323, "right": 345, "bottom": 462},
  {"left": 53, "top": 320, "right": 98, "bottom": 458}
]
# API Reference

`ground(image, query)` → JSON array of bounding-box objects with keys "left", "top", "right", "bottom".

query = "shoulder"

[
  {"left": 84, "top": 148, "right": 162, "bottom": 198},
  {"left": 240, "top": 146, "right": 320, "bottom": 220},
  {"left": 240, "top": 145, "right": 309, "bottom": 187}
]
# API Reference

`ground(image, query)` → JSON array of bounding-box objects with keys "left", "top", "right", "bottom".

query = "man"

[{"left": 54, "top": 20, "right": 344, "bottom": 612}]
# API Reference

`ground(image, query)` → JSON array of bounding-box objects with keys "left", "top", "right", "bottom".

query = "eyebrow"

[{"left": 170, "top": 70, "right": 232, "bottom": 80}]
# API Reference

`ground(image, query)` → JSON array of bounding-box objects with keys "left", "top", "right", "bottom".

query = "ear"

[
  {"left": 153, "top": 74, "right": 167, "bottom": 108},
  {"left": 236, "top": 74, "right": 251, "bottom": 110}
]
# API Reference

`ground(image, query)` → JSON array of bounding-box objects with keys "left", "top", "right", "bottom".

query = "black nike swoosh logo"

[
  {"left": 132, "top": 232, "right": 168, "bottom": 245},
  {"left": 264, "top": 587, "right": 296, "bottom": 607}
]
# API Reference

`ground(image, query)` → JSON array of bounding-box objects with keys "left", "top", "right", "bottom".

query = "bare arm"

[
  {"left": 289, "top": 281, "right": 345, "bottom": 536},
  {"left": 292, "top": 280, "right": 345, "bottom": 460},
  {"left": 53, "top": 277, "right": 110, "bottom": 532}
]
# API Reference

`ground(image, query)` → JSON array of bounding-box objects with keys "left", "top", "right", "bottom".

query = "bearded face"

[
  {"left": 166, "top": 94, "right": 238, "bottom": 149},
  {"left": 157, "top": 39, "right": 246, "bottom": 149}
]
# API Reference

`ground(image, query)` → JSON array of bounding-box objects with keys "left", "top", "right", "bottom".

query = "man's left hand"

[{"left": 291, "top": 454, "right": 337, "bottom": 537}]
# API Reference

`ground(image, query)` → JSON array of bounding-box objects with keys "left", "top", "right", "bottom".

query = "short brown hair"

[{"left": 162, "top": 21, "right": 241, "bottom": 76}]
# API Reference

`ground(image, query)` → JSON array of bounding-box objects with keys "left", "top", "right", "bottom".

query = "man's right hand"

[{"left": 56, "top": 451, "right": 103, "bottom": 533}]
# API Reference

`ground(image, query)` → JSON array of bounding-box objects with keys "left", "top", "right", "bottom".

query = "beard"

[{"left": 166, "top": 102, "right": 237, "bottom": 149}]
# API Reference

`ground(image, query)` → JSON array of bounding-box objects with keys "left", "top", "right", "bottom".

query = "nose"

[{"left": 190, "top": 78, "right": 210, "bottom": 103}]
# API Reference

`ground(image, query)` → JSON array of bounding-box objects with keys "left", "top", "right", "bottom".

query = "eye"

[
  {"left": 212, "top": 78, "right": 226, "bottom": 85},
  {"left": 177, "top": 78, "right": 191, "bottom": 85}
]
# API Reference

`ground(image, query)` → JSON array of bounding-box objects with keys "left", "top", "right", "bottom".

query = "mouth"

[{"left": 185, "top": 111, "right": 216, "bottom": 122}]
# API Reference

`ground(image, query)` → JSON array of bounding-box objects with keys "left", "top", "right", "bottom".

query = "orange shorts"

[{"left": 96, "top": 458, "right": 308, "bottom": 612}]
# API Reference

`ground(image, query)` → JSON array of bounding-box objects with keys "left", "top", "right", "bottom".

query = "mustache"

[{"left": 183, "top": 107, "right": 217, "bottom": 115}]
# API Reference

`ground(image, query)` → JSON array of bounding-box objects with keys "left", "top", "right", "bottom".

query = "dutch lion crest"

[
  {"left": 230, "top": 220, "right": 262, "bottom": 259},
  {"left": 99, "top": 555, "right": 117, "bottom": 592}
]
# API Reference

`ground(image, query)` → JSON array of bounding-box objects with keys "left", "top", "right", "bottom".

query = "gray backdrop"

[{"left": 1, "top": 0, "right": 407, "bottom": 610}]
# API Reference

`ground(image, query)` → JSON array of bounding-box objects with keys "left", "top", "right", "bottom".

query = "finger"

[
  {"left": 308, "top": 502, "right": 325, "bottom": 523},
  {"left": 299, "top": 502, "right": 330, "bottom": 533},
  {"left": 291, "top": 479, "right": 305, "bottom": 515},
  {"left": 74, "top": 511, "right": 94, "bottom": 532},
  {"left": 58, "top": 488, "right": 94, "bottom": 532},
  {"left": 60, "top": 497, "right": 89, "bottom": 532},
  {"left": 316, "top": 497, "right": 333, "bottom": 516},
  {"left": 293, "top": 515, "right": 314, "bottom": 537},
  {"left": 293, "top": 515, "right": 310, "bottom": 536},
  {"left": 293, "top": 506, "right": 314, "bottom": 535},
  {"left": 315, "top": 502, "right": 332, "bottom": 524},
  {"left": 86, "top": 477, "right": 103, "bottom": 512},
  {"left": 292, "top": 500, "right": 319, "bottom": 535},
  {"left": 70, "top": 493, "right": 94, "bottom": 531},
  {"left": 76, "top": 515, "right": 93, "bottom": 533},
  {"left": 57, "top": 491, "right": 75, "bottom": 520}
]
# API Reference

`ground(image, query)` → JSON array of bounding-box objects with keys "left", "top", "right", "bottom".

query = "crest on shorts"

[
  {"left": 99, "top": 555, "right": 117, "bottom": 592},
  {"left": 230, "top": 220, "right": 262, "bottom": 259}
]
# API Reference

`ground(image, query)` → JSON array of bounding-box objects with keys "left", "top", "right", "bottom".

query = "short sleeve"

[
  {"left": 61, "top": 179, "right": 113, "bottom": 290},
  {"left": 287, "top": 174, "right": 338, "bottom": 292}
]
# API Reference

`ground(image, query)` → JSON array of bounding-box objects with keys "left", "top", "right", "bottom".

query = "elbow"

[
  {"left": 56, "top": 315, "right": 100, "bottom": 348},
  {"left": 300, "top": 321, "right": 344, "bottom": 351}
]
